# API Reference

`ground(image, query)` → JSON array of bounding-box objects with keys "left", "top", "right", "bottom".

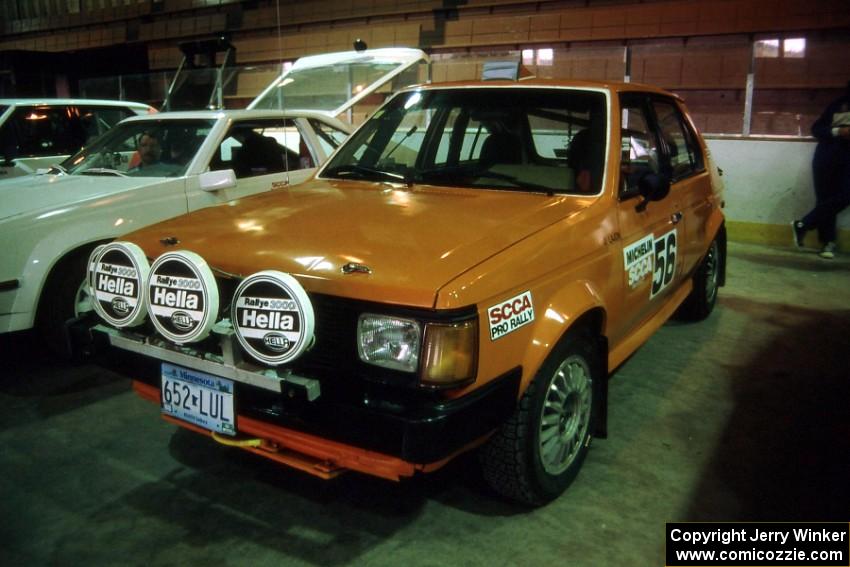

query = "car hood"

[
  {"left": 122, "top": 180, "right": 591, "bottom": 308},
  {"left": 0, "top": 174, "right": 167, "bottom": 222}
]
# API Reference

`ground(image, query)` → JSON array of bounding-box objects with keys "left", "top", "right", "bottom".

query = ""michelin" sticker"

[
  {"left": 623, "top": 228, "right": 678, "bottom": 298},
  {"left": 488, "top": 291, "right": 534, "bottom": 341}
]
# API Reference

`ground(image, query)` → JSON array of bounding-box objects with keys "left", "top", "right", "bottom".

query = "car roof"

[
  {"left": 408, "top": 78, "right": 679, "bottom": 98},
  {"left": 120, "top": 108, "right": 351, "bottom": 130},
  {"left": 0, "top": 98, "right": 153, "bottom": 109}
]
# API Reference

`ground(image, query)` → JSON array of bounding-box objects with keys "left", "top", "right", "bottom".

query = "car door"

[
  {"left": 613, "top": 92, "right": 685, "bottom": 343},
  {"left": 186, "top": 117, "right": 318, "bottom": 211},
  {"left": 650, "top": 96, "right": 712, "bottom": 276}
]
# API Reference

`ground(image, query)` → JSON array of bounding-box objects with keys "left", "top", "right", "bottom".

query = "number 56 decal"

[{"left": 650, "top": 228, "right": 677, "bottom": 298}]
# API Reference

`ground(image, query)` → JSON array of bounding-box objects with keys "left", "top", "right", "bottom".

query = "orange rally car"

[{"left": 89, "top": 79, "right": 725, "bottom": 506}]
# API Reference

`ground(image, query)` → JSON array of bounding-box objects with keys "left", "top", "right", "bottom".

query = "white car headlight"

[{"left": 357, "top": 314, "right": 421, "bottom": 372}]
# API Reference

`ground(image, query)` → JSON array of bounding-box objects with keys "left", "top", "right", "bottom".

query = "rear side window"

[{"left": 652, "top": 99, "right": 704, "bottom": 180}]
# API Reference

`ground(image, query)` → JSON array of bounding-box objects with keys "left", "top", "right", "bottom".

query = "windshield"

[
  {"left": 62, "top": 119, "right": 214, "bottom": 177},
  {"left": 251, "top": 61, "right": 404, "bottom": 112},
  {"left": 321, "top": 88, "right": 608, "bottom": 194}
]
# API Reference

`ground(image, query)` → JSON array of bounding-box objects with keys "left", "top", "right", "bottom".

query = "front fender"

[{"left": 518, "top": 279, "right": 607, "bottom": 395}]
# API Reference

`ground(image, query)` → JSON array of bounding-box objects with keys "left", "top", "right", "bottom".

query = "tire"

[
  {"left": 36, "top": 250, "right": 94, "bottom": 358},
  {"left": 479, "top": 332, "right": 597, "bottom": 506},
  {"left": 676, "top": 237, "right": 722, "bottom": 321}
]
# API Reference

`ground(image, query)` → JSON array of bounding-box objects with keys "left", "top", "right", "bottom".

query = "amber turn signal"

[{"left": 421, "top": 319, "right": 478, "bottom": 387}]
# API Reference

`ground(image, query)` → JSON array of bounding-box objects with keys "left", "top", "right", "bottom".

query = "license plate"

[{"left": 161, "top": 363, "right": 236, "bottom": 436}]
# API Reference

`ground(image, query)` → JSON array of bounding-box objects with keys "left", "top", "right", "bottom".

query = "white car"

[
  {"left": 0, "top": 47, "right": 428, "bottom": 354},
  {"left": 0, "top": 98, "right": 155, "bottom": 179}
]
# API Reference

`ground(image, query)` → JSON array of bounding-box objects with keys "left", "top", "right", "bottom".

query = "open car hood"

[{"left": 247, "top": 48, "right": 429, "bottom": 117}]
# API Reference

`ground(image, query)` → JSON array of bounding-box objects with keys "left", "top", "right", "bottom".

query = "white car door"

[{"left": 186, "top": 117, "right": 318, "bottom": 211}]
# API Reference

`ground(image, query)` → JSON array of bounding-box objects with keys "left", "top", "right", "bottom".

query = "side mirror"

[
  {"left": 636, "top": 172, "right": 670, "bottom": 212},
  {"left": 199, "top": 169, "right": 236, "bottom": 192}
]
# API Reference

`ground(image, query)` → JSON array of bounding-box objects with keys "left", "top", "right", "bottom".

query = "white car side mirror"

[{"left": 199, "top": 169, "right": 237, "bottom": 192}]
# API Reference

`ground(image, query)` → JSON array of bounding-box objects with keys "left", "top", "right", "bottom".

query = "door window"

[
  {"left": 213, "top": 119, "right": 309, "bottom": 179},
  {"left": 619, "top": 99, "right": 661, "bottom": 197},
  {"left": 651, "top": 100, "right": 703, "bottom": 180}
]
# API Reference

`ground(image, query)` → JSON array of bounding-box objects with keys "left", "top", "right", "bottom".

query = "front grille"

[{"left": 212, "top": 276, "right": 416, "bottom": 399}]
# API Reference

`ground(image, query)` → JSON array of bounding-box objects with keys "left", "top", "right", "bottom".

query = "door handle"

[{"left": 670, "top": 212, "right": 683, "bottom": 224}]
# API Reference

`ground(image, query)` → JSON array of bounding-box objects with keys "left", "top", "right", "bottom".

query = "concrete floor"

[{"left": 1, "top": 242, "right": 848, "bottom": 567}]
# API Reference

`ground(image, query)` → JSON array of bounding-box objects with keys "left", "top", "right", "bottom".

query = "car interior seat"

[
  {"left": 233, "top": 132, "right": 285, "bottom": 177},
  {"left": 479, "top": 129, "right": 522, "bottom": 168}
]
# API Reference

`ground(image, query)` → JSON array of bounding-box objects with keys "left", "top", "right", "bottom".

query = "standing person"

[{"left": 792, "top": 81, "right": 850, "bottom": 259}]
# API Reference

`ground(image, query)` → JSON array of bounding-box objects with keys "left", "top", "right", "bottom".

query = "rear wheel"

[
  {"left": 36, "top": 250, "right": 93, "bottom": 357},
  {"left": 676, "top": 237, "right": 722, "bottom": 321},
  {"left": 479, "top": 332, "right": 597, "bottom": 506}
]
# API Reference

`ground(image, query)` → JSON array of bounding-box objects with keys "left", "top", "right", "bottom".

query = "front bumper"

[{"left": 102, "top": 326, "right": 521, "bottom": 478}]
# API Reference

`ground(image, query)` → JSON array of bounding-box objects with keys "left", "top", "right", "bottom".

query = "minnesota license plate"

[{"left": 161, "top": 363, "right": 236, "bottom": 436}]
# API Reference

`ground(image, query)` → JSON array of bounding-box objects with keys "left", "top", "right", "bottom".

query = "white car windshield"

[
  {"left": 322, "top": 88, "right": 608, "bottom": 195},
  {"left": 62, "top": 119, "right": 214, "bottom": 177}
]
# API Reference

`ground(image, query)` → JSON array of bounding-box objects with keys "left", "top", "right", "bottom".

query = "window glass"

[
  {"left": 213, "top": 119, "right": 305, "bottom": 179},
  {"left": 79, "top": 107, "right": 136, "bottom": 143},
  {"left": 323, "top": 88, "right": 608, "bottom": 195},
  {"left": 309, "top": 118, "right": 348, "bottom": 156},
  {"left": 620, "top": 100, "right": 660, "bottom": 196},
  {"left": 6, "top": 105, "right": 80, "bottom": 157},
  {"left": 62, "top": 119, "right": 213, "bottom": 177},
  {"left": 652, "top": 100, "right": 703, "bottom": 180}
]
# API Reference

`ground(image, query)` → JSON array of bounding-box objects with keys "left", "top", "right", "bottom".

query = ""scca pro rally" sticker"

[
  {"left": 231, "top": 270, "right": 315, "bottom": 366},
  {"left": 488, "top": 291, "right": 534, "bottom": 341},
  {"left": 623, "top": 228, "right": 678, "bottom": 298}
]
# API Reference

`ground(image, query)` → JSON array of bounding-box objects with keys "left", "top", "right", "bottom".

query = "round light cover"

[
  {"left": 146, "top": 251, "right": 219, "bottom": 344},
  {"left": 231, "top": 270, "right": 315, "bottom": 366},
  {"left": 88, "top": 242, "right": 150, "bottom": 328}
]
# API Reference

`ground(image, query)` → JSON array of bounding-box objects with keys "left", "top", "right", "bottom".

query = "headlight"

[
  {"left": 357, "top": 314, "right": 421, "bottom": 372},
  {"left": 357, "top": 312, "right": 479, "bottom": 388}
]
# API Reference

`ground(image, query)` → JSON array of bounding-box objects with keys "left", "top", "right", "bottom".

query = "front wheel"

[
  {"left": 479, "top": 332, "right": 597, "bottom": 506},
  {"left": 36, "top": 250, "right": 93, "bottom": 358}
]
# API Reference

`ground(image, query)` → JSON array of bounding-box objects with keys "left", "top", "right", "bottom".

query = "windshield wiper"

[
  {"left": 472, "top": 170, "right": 553, "bottom": 193},
  {"left": 79, "top": 167, "right": 128, "bottom": 177},
  {"left": 324, "top": 164, "right": 408, "bottom": 184},
  {"left": 417, "top": 167, "right": 555, "bottom": 194}
]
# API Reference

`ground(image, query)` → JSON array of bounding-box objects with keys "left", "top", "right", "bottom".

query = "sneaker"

[
  {"left": 791, "top": 220, "right": 807, "bottom": 248},
  {"left": 819, "top": 242, "right": 837, "bottom": 259}
]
